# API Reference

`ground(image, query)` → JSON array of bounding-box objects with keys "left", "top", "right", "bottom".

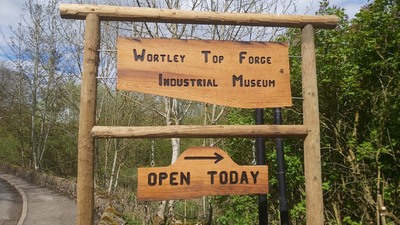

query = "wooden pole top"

[{"left": 59, "top": 4, "right": 338, "bottom": 29}]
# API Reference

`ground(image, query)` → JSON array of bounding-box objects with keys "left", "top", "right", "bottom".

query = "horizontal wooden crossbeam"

[
  {"left": 91, "top": 125, "right": 309, "bottom": 139},
  {"left": 60, "top": 4, "right": 338, "bottom": 29}
]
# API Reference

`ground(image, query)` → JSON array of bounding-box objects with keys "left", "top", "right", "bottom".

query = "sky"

[{"left": 0, "top": 0, "right": 370, "bottom": 61}]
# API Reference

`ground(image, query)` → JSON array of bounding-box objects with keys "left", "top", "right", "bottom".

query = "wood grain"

[
  {"left": 138, "top": 146, "right": 268, "bottom": 201},
  {"left": 302, "top": 24, "right": 324, "bottom": 224},
  {"left": 91, "top": 125, "right": 309, "bottom": 139},
  {"left": 77, "top": 13, "right": 100, "bottom": 225},
  {"left": 117, "top": 38, "right": 292, "bottom": 108},
  {"left": 60, "top": 4, "right": 338, "bottom": 29}
]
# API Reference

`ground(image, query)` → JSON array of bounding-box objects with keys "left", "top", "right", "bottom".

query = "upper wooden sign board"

[
  {"left": 137, "top": 146, "right": 268, "bottom": 201},
  {"left": 117, "top": 38, "right": 291, "bottom": 108}
]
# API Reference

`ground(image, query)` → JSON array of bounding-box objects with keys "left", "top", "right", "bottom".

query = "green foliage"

[
  {"left": 290, "top": 199, "right": 306, "bottom": 222},
  {"left": 311, "top": 0, "right": 400, "bottom": 223},
  {"left": 0, "top": 134, "right": 20, "bottom": 164},
  {"left": 249, "top": 0, "right": 400, "bottom": 223},
  {"left": 173, "top": 200, "right": 203, "bottom": 223},
  {"left": 343, "top": 216, "right": 362, "bottom": 225},
  {"left": 214, "top": 195, "right": 258, "bottom": 225},
  {"left": 122, "top": 213, "right": 142, "bottom": 225}
]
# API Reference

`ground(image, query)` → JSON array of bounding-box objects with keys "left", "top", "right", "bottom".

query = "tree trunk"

[{"left": 108, "top": 144, "right": 118, "bottom": 195}]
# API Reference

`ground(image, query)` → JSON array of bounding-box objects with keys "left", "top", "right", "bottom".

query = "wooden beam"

[
  {"left": 91, "top": 125, "right": 309, "bottom": 139},
  {"left": 77, "top": 13, "right": 100, "bottom": 225},
  {"left": 60, "top": 4, "right": 338, "bottom": 29},
  {"left": 301, "top": 24, "right": 324, "bottom": 224}
]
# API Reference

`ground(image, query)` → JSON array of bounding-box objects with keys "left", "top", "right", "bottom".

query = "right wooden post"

[{"left": 301, "top": 24, "right": 324, "bottom": 224}]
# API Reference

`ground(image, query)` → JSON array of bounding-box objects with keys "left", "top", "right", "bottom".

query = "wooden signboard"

[
  {"left": 137, "top": 146, "right": 268, "bottom": 201},
  {"left": 117, "top": 38, "right": 291, "bottom": 108}
]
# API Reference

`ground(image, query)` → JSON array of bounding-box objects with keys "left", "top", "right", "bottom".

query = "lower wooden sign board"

[
  {"left": 117, "top": 38, "right": 292, "bottom": 109},
  {"left": 137, "top": 146, "right": 268, "bottom": 201}
]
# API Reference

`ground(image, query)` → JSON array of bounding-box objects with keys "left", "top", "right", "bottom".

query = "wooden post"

[
  {"left": 301, "top": 24, "right": 324, "bottom": 224},
  {"left": 77, "top": 13, "right": 100, "bottom": 225}
]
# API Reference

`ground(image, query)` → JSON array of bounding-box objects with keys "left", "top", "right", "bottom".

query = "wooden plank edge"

[
  {"left": 60, "top": 4, "right": 338, "bottom": 29},
  {"left": 91, "top": 125, "right": 309, "bottom": 139}
]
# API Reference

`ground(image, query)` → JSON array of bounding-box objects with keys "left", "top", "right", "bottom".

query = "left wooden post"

[{"left": 77, "top": 13, "right": 100, "bottom": 225}]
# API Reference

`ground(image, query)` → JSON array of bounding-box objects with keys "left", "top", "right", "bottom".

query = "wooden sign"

[
  {"left": 117, "top": 38, "right": 291, "bottom": 108},
  {"left": 137, "top": 146, "right": 268, "bottom": 201}
]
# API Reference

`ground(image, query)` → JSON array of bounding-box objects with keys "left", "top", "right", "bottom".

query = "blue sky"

[{"left": 0, "top": 0, "right": 370, "bottom": 61}]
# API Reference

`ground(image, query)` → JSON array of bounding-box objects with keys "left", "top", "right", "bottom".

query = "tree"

[
  {"left": 0, "top": 63, "right": 25, "bottom": 164},
  {"left": 344, "top": 1, "right": 400, "bottom": 223},
  {"left": 304, "top": 0, "right": 400, "bottom": 224},
  {"left": 1, "top": 0, "right": 81, "bottom": 173}
]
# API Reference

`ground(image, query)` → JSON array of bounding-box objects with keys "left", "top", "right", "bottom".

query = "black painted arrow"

[{"left": 184, "top": 152, "right": 224, "bottom": 164}]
